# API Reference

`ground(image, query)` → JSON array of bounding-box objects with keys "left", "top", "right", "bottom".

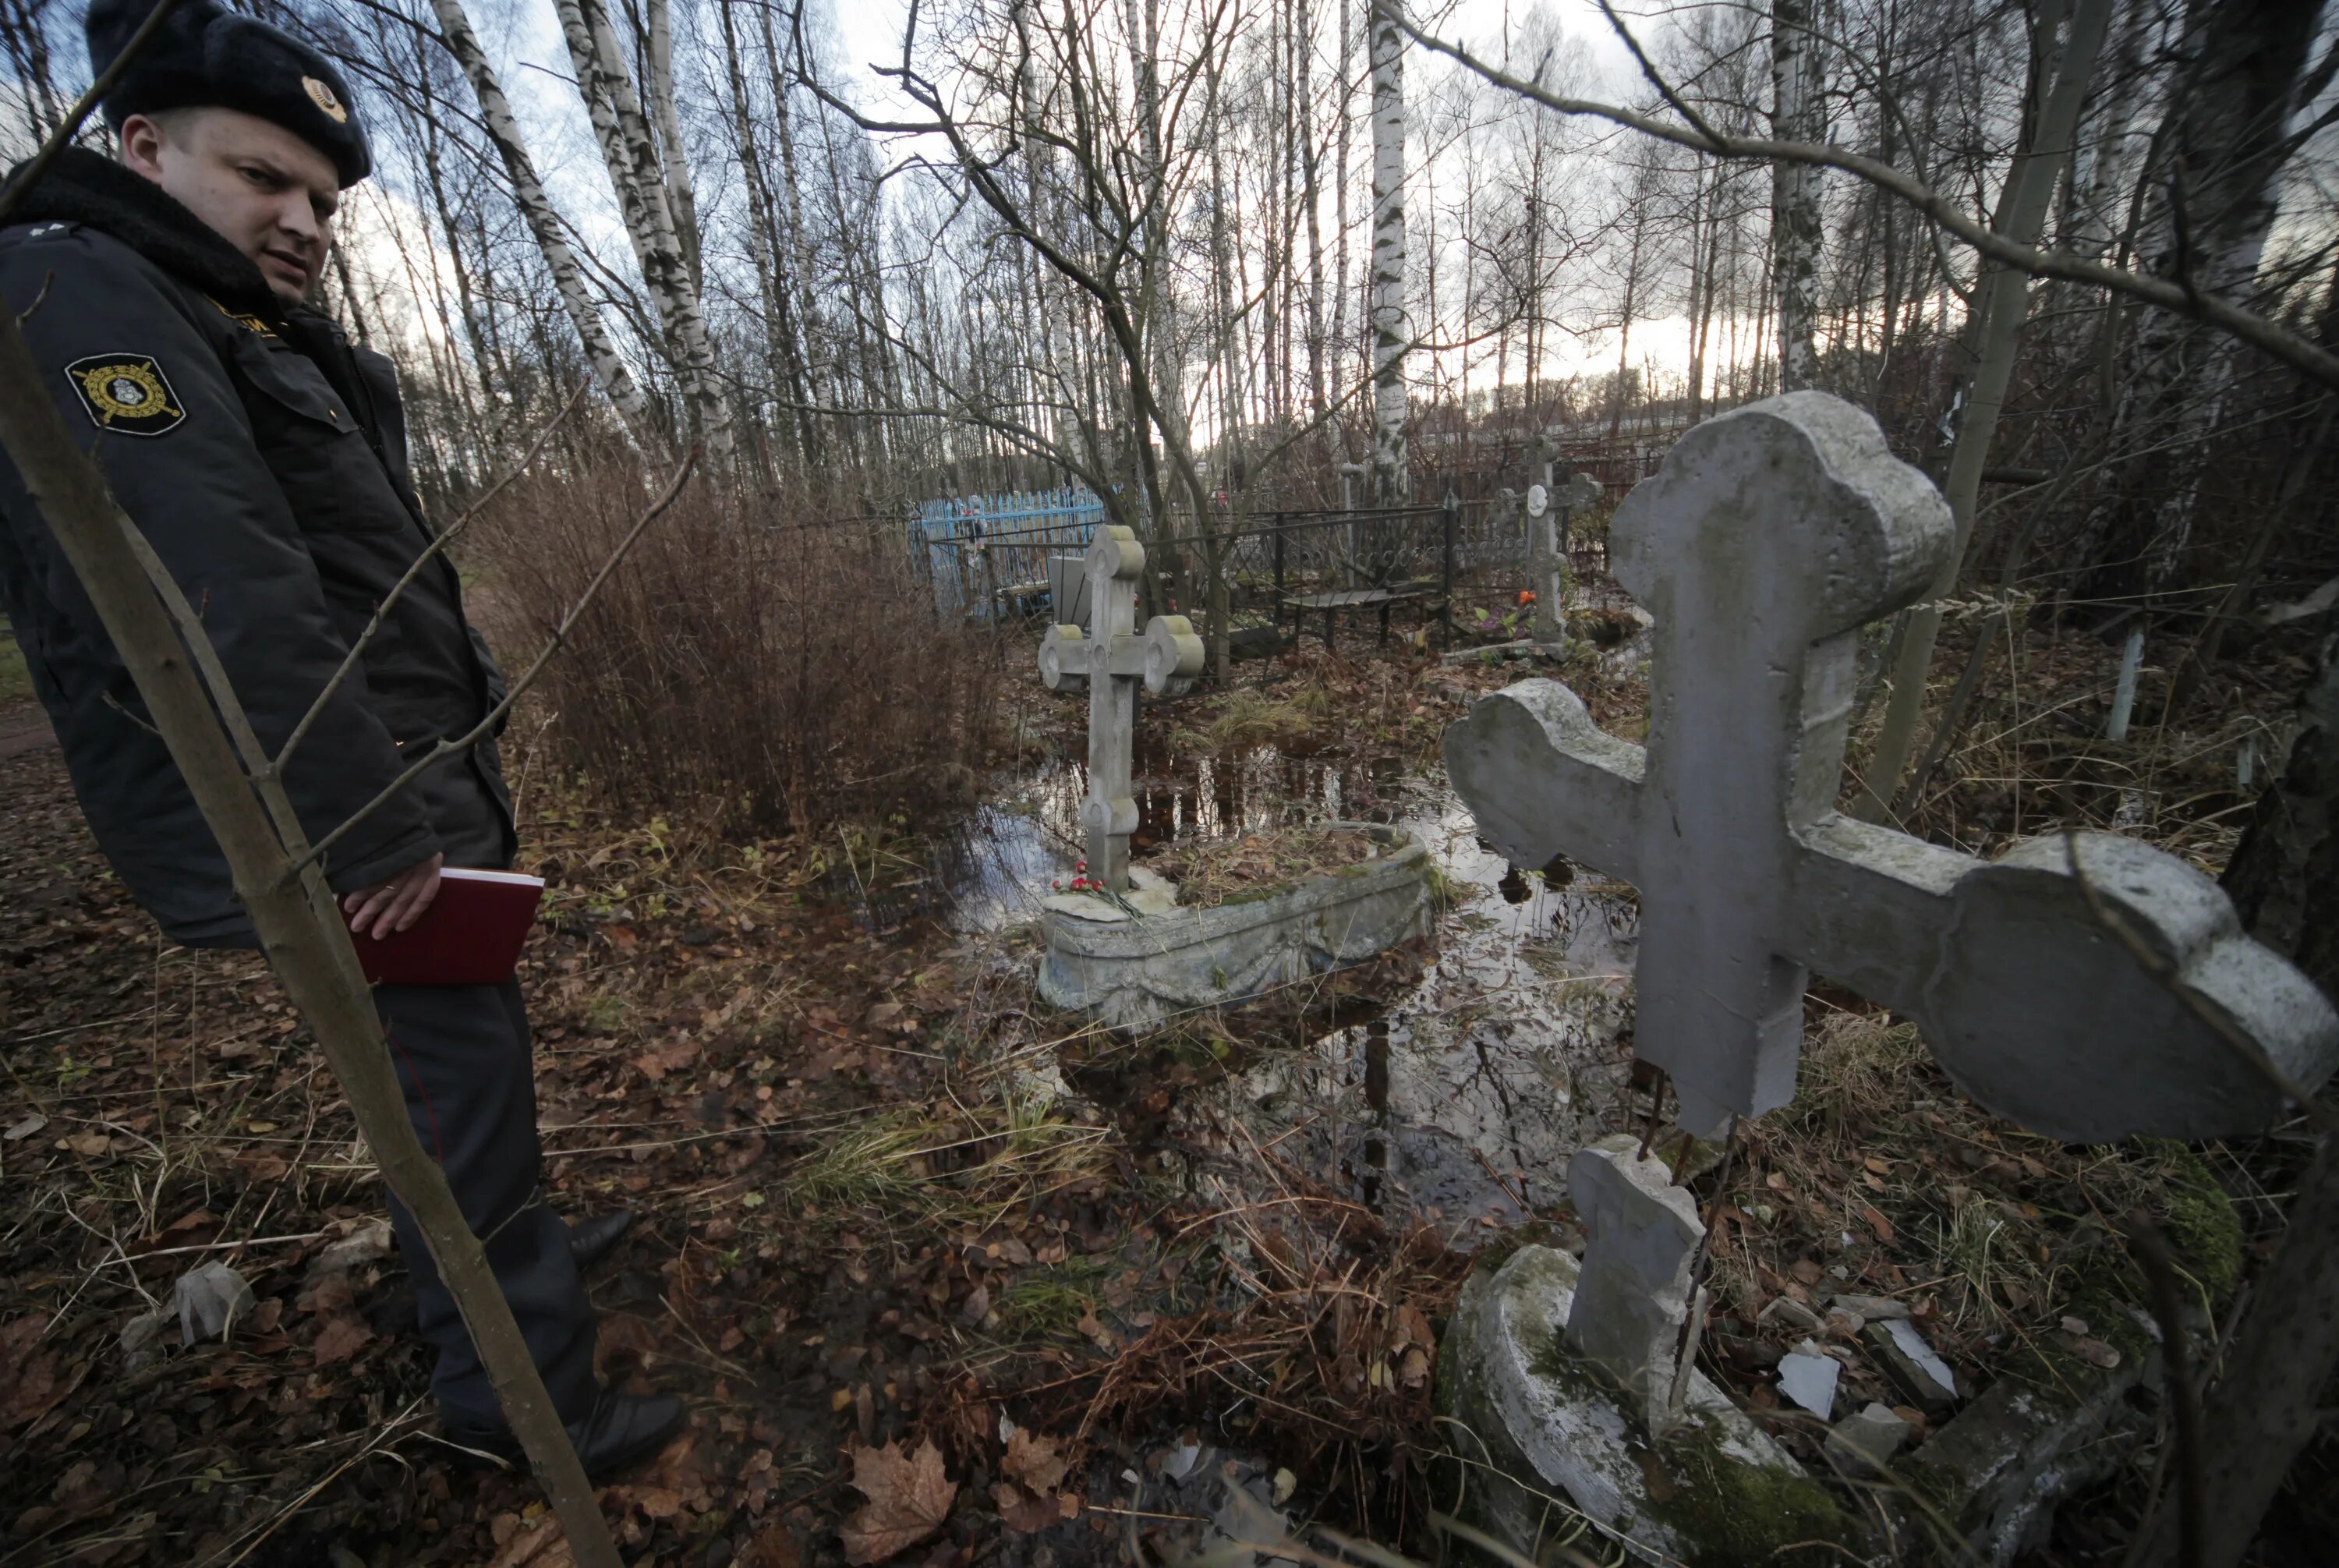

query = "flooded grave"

[{"left": 936, "top": 728, "right": 1646, "bottom": 1232}]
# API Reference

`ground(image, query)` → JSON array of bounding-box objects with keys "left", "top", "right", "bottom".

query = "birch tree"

[
  {"left": 1769, "top": 0, "right": 1823, "bottom": 390},
  {"left": 553, "top": 0, "right": 732, "bottom": 461},
  {"left": 428, "top": 0, "right": 662, "bottom": 455},
  {"left": 1368, "top": 0, "right": 1408, "bottom": 504}
]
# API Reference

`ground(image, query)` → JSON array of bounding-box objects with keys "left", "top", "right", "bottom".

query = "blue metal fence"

[{"left": 911, "top": 488, "right": 1107, "bottom": 618}]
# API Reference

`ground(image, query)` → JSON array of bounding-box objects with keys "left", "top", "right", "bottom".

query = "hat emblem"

[{"left": 302, "top": 76, "right": 348, "bottom": 124}]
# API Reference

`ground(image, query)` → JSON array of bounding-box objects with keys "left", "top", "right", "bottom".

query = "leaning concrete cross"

[
  {"left": 1446, "top": 391, "right": 2338, "bottom": 1141},
  {"left": 1039, "top": 525, "right": 1205, "bottom": 891}
]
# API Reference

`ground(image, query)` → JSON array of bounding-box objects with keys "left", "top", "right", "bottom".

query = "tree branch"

[{"left": 1400, "top": 20, "right": 2339, "bottom": 391}]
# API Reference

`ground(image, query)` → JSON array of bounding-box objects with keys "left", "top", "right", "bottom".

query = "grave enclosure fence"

[{"left": 905, "top": 494, "right": 1617, "bottom": 646}]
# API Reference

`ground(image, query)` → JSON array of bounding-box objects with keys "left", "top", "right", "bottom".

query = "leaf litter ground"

[{"left": 2, "top": 606, "right": 2330, "bottom": 1566}]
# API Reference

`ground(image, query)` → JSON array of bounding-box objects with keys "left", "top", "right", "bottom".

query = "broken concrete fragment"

[
  {"left": 1865, "top": 1317, "right": 1959, "bottom": 1413},
  {"left": 1437, "top": 1244, "right": 1855, "bottom": 1566},
  {"left": 1778, "top": 1350, "right": 1841, "bottom": 1418},
  {"left": 1825, "top": 1402, "right": 1913, "bottom": 1478},
  {"left": 1566, "top": 1134, "right": 1707, "bottom": 1435}
]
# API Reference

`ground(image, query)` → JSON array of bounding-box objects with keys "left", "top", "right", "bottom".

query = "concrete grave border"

[{"left": 1037, "top": 823, "right": 1434, "bottom": 1028}]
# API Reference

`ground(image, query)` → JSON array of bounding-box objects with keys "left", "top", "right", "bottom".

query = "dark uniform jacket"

[{"left": 0, "top": 149, "right": 514, "bottom": 947}]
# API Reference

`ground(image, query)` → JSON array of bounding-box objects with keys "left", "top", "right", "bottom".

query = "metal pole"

[
  {"left": 1441, "top": 490, "right": 1458, "bottom": 646},
  {"left": 1273, "top": 511, "right": 1286, "bottom": 625}
]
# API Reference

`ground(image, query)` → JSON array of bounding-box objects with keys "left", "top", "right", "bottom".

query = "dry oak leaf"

[
  {"left": 841, "top": 1437, "right": 957, "bottom": 1564},
  {"left": 1001, "top": 1428, "right": 1069, "bottom": 1495},
  {"left": 311, "top": 1313, "right": 375, "bottom": 1366}
]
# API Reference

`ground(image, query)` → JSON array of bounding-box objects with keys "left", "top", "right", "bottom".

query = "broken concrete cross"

[
  {"left": 1566, "top": 1134, "right": 1708, "bottom": 1435},
  {"left": 1446, "top": 391, "right": 2338, "bottom": 1141},
  {"left": 1038, "top": 525, "right": 1205, "bottom": 891}
]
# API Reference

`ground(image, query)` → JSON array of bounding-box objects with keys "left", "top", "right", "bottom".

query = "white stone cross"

[
  {"left": 1039, "top": 525, "right": 1204, "bottom": 892},
  {"left": 1529, "top": 469, "right": 1603, "bottom": 642},
  {"left": 1446, "top": 392, "right": 2338, "bottom": 1142}
]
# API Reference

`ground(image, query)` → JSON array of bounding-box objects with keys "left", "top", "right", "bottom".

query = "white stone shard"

[
  {"left": 1443, "top": 391, "right": 2339, "bottom": 1141},
  {"left": 1778, "top": 1351, "right": 1842, "bottom": 1419}
]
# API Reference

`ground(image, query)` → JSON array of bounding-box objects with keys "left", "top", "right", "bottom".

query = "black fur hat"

[{"left": 87, "top": 0, "right": 371, "bottom": 188}]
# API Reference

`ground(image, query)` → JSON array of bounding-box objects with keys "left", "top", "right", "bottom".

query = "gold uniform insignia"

[
  {"left": 64, "top": 354, "right": 186, "bottom": 437},
  {"left": 302, "top": 76, "right": 349, "bottom": 124}
]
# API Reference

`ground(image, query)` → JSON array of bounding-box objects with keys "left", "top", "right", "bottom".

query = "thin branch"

[
  {"left": 288, "top": 447, "right": 699, "bottom": 880},
  {"left": 0, "top": 0, "right": 187, "bottom": 225},
  {"left": 1400, "top": 21, "right": 2339, "bottom": 391},
  {"left": 272, "top": 380, "right": 590, "bottom": 776}
]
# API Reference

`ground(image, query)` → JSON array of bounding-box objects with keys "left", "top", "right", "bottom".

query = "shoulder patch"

[{"left": 64, "top": 354, "right": 186, "bottom": 437}]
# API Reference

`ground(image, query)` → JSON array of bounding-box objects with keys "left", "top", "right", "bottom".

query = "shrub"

[{"left": 472, "top": 463, "right": 1005, "bottom": 837}]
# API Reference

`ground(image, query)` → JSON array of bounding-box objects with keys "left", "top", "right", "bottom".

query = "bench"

[{"left": 1282, "top": 588, "right": 1429, "bottom": 649}]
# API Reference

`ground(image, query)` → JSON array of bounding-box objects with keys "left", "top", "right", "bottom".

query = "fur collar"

[{"left": 4, "top": 147, "right": 282, "bottom": 320}]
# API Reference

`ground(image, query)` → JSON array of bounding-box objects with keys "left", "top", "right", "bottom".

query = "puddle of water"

[{"left": 934, "top": 717, "right": 1644, "bottom": 1234}]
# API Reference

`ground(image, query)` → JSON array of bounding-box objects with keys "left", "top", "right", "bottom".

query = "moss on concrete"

[
  {"left": 1527, "top": 1329, "right": 1859, "bottom": 1567},
  {"left": 1647, "top": 1420, "right": 1860, "bottom": 1568},
  {"left": 2146, "top": 1139, "right": 2244, "bottom": 1302}
]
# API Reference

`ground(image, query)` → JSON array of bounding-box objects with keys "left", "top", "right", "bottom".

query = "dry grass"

[{"left": 1144, "top": 825, "right": 1380, "bottom": 908}]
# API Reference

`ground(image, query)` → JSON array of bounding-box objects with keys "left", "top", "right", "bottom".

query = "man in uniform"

[{"left": 0, "top": 0, "right": 680, "bottom": 1476}]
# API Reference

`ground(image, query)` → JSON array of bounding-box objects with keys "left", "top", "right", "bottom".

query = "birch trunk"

[
  {"left": 1368, "top": 0, "right": 1408, "bottom": 505},
  {"left": 2073, "top": 0, "right": 2323, "bottom": 600},
  {"left": 553, "top": 0, "right": 731, "bottom": 462},
  {"left": 717, "top": 0, "right": 815, "bottom": 468},
  {"left": 644, "top": 0, "right": 703, "bottom": 296},
  {"left": 428, "top": 0, "right": 661, "bottom": 455},
  {"left": 1769, "top": 0, "right": 1823, "bottom": 391}
]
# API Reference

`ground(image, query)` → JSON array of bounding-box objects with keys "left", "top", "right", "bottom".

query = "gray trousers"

[{"left": 374, "top": 978, "right": 597, "bottom": 1428}]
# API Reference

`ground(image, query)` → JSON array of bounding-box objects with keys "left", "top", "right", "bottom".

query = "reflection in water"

[{"left": 937, "top": 731, "right": 1643, "bottom": 1235}]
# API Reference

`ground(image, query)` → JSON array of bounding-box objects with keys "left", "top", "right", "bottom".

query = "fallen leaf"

[
  {"left": 1391, "top": 1303, "right": 1434, "bottom": 1353},
  {"left": 737, "top": 1528, "right": 804, "bottom": 1568},
  {"left": 312, "top": 1314, "right": 375, "bottom": 1366},
  {"left": 1789, "top": 1258, "right": 1824, "bottom": 1286},
  {"left": 2068, "top": 1337, "right": 2122, "bottom": 1370},
  {"left": 1861, "top": 1205, "right": 1895, "bottom": 1245},
  {"left": 1002, "top": 1428, "right": 1068, "bottom": 1494},
  {"left": 1863, "top": 1156, "right": 1893, "bottom": 1175},
  {"left": 840, "top": 1438, "right": 956, "bottom": 1564},
  {"left": 992, "top": 1482, "right": 1063, "bottom": 1534},
  {"left": 487, "top": 1516, "right": 571, "bottom": 1568},
  {"left": 64, "top": 1132, "right": 111, "bottom": 1156},
  {"left": 4, "top": 1113, "right": 46, "bottom": 1141},
  {"left": 0, "top": 1315, "right": 66, "bottom": 1430}
]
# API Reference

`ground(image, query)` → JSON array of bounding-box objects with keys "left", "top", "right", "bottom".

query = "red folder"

[{"left": 345, "top": 867, "right": 545, "bottom": 986}]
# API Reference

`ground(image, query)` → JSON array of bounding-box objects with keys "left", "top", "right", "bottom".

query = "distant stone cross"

[
  {"left": 1447, "top": 392, "right": 2337, "bottom": 1142},
  {"left": 1039, "top": 526, "right": 1204, "bottom": 893},
  {"left": 1528, "top": 464, "right": 1601, "bottom": 643}
]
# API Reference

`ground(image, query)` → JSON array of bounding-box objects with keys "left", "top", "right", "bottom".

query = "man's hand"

[{"left": 343, "top": 852, "right": 444, "bottom": 940}]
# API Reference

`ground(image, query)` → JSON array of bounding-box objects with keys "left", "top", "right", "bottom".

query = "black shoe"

[
  {"left": 444, "top": 1389, "right": 685, "bottom": 1481},
  {"left": 567, "top": 1209, "right": 635, "bottom": 1272}
]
